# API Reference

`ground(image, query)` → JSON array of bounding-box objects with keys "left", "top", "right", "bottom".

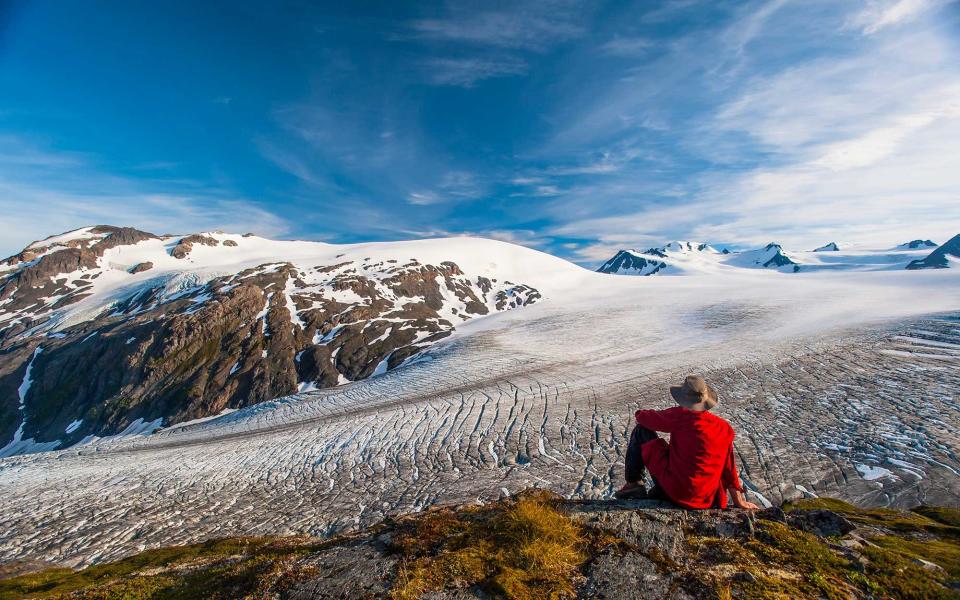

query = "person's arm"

[
  {"left": 634, "top": 408, "right": 676, "bottom": 433},
  {"left": 722, "top": 442, "right": 760, "bottom": 510}
]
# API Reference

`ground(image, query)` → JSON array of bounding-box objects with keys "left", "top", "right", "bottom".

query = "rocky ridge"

[{"left": 899, "top": 239, "right": 938, "bottom": 249}]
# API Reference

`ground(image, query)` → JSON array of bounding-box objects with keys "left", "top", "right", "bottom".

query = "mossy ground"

[
  {"left": 389, "top": 489, "right": 610, "bottom": 600},
  {"left": 685, "top": 498, "right": 960, "bottom": 599},
  {"left": 0, "top": 537, "right": 326, "bottom": 600}
]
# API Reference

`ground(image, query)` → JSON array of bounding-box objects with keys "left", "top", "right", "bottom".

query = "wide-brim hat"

[{"left": 670, "top": 375, "right": 718, "bottom": 412}]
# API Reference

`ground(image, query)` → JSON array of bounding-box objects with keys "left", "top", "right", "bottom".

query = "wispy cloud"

[
  {"left": 422, "top": 56, "right": 528, "bottom": 87},
  {"left": 851, "top": 0, "right": 952, "bottom": 34},
  {"left": 535, "top": 0, "right": 960, "bottom": 258},
  {"left": 0, "top": 137, "right": 291, "bottom": 257},
  {"left": 408, "top": 2, "right": 587, "bottom": 52},
  {"left": 403, "top": 1, "right": 592, "bottom": 88},
  {"left": 600, "top": 36, "right": 654, "bottom": 56},
  {"left": 408, "top": 170, "right": 485, "bottom": 205}
]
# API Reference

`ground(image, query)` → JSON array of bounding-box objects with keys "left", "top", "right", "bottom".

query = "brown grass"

[{"left": 390, "top": 490, "right": 593, "bottom": 600}]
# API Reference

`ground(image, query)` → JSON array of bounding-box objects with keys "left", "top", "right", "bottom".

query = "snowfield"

[{"left": 1, "top": 235, "right": 959, "bottom": 568}]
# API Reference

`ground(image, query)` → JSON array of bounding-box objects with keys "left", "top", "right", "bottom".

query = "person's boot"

[{"left": 614, "top": 482, "right": 648, "bottom": 500}]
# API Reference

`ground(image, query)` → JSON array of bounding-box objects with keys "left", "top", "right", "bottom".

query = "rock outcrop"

[
  {"left": 170, "top": 234, "right": 220, "bottom": 259},
  {"left": 2, "top": 493, "right": 957, "bottom": 599},
  {"left": 814, "top": 242, "right": 839, "bottom": 252}
]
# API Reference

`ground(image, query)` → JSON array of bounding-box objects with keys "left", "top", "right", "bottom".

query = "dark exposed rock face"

[
  {"left": 760, "top": 243, "right": 796, "bottom": 268},
  {"left": 170, "top": 234, "right": 220, "bottom": 258},
  {"left": 900, "top": 239, "right": 938, "bottom": 249},
  {"left": 0, "top": 227, "right": 542, "bottom": 453},
  {"left": 814, "top": 242, "right": 839, "bottom": 252},
  {"left": 906, "top": 233, "right": 960, "bottom": 270},
  {"left": 597, "top": 250, "right": 668, "bottom": 275},
  {"left": 129, "top": 262, "right": 153, "bottom": 274}
]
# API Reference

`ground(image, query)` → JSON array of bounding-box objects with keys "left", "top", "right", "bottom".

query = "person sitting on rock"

[{"left": 615, "top": 375, "right": 760, "bottom": 510}]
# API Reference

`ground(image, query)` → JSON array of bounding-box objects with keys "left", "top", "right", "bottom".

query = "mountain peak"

[
  {"left": 897, "top": 239, "right": 938, "bottom": 250},
  {"left": 814, "top": 242, "right": 840, "bottom": 252},
  {"left": 905, "top": 233, "right": 960, "bottom": 270}
]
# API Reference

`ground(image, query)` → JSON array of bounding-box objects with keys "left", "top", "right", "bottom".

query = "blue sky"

[{"left": 1, "top": 0, "right": 959, "bottom": 264}]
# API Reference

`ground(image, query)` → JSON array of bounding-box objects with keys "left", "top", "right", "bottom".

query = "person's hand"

[{"left": 729, "top": 488, "right": 761, "bottom": 510}]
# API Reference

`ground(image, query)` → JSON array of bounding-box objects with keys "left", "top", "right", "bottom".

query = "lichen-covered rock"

[{"left": 577, "top": 549, "right": 692, "bottom": 600}]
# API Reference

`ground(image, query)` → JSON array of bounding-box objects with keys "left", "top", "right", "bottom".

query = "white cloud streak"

[
  {"left": 422, "top": 56, "right": 528, "bottom": 87},
  {"left": 408, "top": 2, "right": 586, "bottom": 51},
  {"left": 852, "top": 0, "right": 953, "bottom": 34},
  {"left": 0, "top": 138, "right": 291, "bottom": 257}
]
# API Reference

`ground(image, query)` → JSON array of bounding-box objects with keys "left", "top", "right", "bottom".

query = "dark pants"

[
  {"left": 625, "top": 424, "right": 660, "bottom": 485},
  {"left": 625, "top": 425, "right": 672, "bottom": 502}
]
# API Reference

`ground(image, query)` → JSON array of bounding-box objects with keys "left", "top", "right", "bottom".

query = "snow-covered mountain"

[
  {"left": 726, "top": 243, "right": 798, "bottom": 271},
  {"left": 897, "top": 239, "right": 938, "bottom": 250},
  {"left": 596, "top": 241, "right": 729, "bottom": 276},
  {"left": 0, "top": 225, "right": 585, "bottom": 455},
  {"left": 597, "top": 239, "right": 954, "bottom": 276},
  {"left": 906, "top": 233, "right": 960, "bottom": 270},
  {"left": 597, "top": 241, "right": 797, "bottom": 275}
]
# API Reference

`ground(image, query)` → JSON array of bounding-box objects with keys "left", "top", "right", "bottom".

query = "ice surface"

[{"left": 856, "top": 464, "right": 896, "bottom": 481}]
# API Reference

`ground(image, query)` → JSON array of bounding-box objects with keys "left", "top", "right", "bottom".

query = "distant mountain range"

[
  {"left": 597, "top": 237, "right": 955, "bottom": 276},
  {"left": 598, "top": 240, "right": 798, "bottom": 275},
  {"left": 0, "top": 226, "right": 579, "bottom": 456}
]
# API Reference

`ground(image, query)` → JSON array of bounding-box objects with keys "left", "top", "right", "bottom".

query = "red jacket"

[{"left": 635, "top": 406, "right": 743, "bottom": 509}]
